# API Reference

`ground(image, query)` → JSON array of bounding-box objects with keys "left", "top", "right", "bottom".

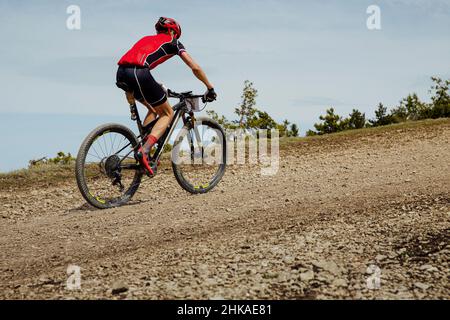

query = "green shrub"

[{"left": 29, "top": 151, "right": 75, "bottom": 168}]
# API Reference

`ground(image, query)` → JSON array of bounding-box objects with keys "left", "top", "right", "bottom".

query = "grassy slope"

[
  {"left": 1, "top": 118, "right": 448, "bottom": 191},
  {"left": 0, "top": 164, "right": 75, "bottom": 191},
  {"left": 280, "top": 118, "right": 450, "bottom": 148}
]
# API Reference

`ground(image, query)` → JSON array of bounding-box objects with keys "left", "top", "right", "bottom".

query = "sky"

[{"left": 0, "top": 0, "right": 449, "bottom": 172}]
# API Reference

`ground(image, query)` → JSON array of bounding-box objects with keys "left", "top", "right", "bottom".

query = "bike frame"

[{"left": 116, "top": 93, "right": 203, "bottom": 169}]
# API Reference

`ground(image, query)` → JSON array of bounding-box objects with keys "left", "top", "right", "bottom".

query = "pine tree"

[
  {"left": 429, "top": 76, "right": 450, "bottom": 118},
  {"left": 313, "top": 108, "right": 344, "bottom": 134},
  {"left": 369, "top": 103, "right": 394, "bottom": 127},
  {"left": 398, "top": 93, "right": 425, "bottom": 120},
  {"left": 234, "top": 80, "right": 258, "bottom": 128},
  {"left": 290, "top": 123, "right": 299, "bottom": 137},
  {"left": 347, "top": 109, "right": 366, "bottom": 129},
  {"left": 282, "top": 119, "right": 291, "bottom": 137}
]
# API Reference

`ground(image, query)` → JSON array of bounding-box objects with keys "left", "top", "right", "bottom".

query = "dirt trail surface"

[{"left": 0, "top": 119, "right": 449, "bottom": 299}]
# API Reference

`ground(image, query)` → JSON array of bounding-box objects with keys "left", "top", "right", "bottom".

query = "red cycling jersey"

[{"left": 118, "top": 33, "right": 186, "bottom": 70}]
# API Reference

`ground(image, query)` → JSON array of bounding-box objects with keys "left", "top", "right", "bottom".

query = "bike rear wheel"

[
  {"left": 75, "top": 123, "right": 142, "bottom": 209},
  {"left": 172, "top": 117, "right": 226, "bottom": 194}
]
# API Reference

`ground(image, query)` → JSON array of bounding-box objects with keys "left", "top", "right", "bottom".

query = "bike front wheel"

[
  {"left": 172, "top": 117, "right": 226, "bottom": 194},
  {"left": 75, "top": 123, "right": 142, "bottom": 209}
]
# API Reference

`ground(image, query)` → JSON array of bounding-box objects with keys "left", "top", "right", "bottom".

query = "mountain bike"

[{"left": 75, "top": 82, "right": 226, "bottom": 209}]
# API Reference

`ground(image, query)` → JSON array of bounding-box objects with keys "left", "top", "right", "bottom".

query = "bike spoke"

[
  {"left": 102, "top": 135, "right": 109, "bottom": 157},
  {"left": 173, "top": 123, "right": 224, "bottom": 190},
  {"left": 91, "top": 145, "right": 102, "bottom": 161},
  {"left": 87, "top": 152, "right": 102, "bottom": 160},
  {"left": 81, "top": 129, "right": 141, "bottom": 207}
]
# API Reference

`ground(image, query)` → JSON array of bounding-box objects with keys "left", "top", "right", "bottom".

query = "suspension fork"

[{"left": 184, "top": 112, "right": 204, "bottom": 162}]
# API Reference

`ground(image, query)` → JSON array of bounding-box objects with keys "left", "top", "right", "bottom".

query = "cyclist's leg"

[
  {"left": 137, "top": 100, "right": 173, "bottom": 175},
  {"left": 131, "top": 67, "right": 174, "bottom": 174},
  {"left": 143, "top": 110, "right": 157, "bottom": 126},
  {"left": 129, "top": 66, "right": 173, "bottom": 136},
  {"left": 117, "top": 66, "right": 165, "bottom": 174},
  {"left": 117, "top": 66, "right": 160, "bottom": 127},
  {"left": 138, "top": 100, "right": 158, "bottom": 127},
  {"left": 149, "top": 100, "right": 174, "bottom": 139}
]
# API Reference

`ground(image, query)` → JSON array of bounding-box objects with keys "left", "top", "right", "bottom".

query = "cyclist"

[{"left": 116, "top": 17, "right": 217, "bottom": 175}]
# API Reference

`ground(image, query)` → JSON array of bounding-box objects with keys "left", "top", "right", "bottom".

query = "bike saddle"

[{"left": 116, "top": 81, "right": 132, "bottom": 93}]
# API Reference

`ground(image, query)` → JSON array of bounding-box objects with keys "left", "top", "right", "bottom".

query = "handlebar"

[{"left": 167, "top": 89, "right": 203, "bottom": 100}]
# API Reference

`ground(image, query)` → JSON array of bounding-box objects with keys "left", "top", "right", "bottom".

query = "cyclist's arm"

[{"left": 180, "top": 52, "right": 214, "bottom": 90}]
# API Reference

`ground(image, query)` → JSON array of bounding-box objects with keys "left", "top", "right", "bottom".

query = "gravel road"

[{"left": 0, "top": 119, "right": 449, "bottom": 299}]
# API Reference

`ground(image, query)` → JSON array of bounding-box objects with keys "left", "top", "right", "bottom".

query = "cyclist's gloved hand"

[{"left": 203, "top": 88, "right": 217, "bottom": 103}]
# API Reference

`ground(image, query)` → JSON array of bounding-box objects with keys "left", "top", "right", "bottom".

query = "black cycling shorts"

[{"left": 116, "top": 65, "right": 167, "bottom": 107}]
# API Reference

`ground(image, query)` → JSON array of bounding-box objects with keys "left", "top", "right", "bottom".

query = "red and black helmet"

[{"left": 155, "top": 17, "right": 182, "bottom": 39}]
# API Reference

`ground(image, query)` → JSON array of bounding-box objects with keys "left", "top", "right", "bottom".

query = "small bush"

[{"left": 29, "top": 151, "right": 75, "bottom": 168}]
